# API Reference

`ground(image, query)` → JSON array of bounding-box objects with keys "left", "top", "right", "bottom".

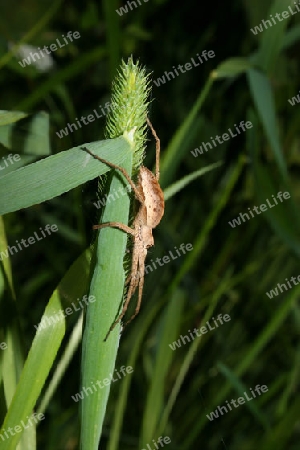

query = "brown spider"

[{"left": 83, "top": 118, "right": 164, "bottom": 341}]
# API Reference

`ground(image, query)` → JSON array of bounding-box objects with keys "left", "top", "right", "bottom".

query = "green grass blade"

[
  {"left": 0, "top": 136, "right": 131, "bottom": 215},
  {"left": 247, "top": 109, "right": 300, "bottom": 255},
  {"left": 253, "top": 163, "right": 300, "bottom": 255},
  {"left": 217, "top": 362, "right": 270, "bottom": 429},
  {"left": 0, "top": 243, "right": 91, "bottom": 449},
  {"left": 0, "top": 111, "right": 28, "bottom": 127},
  {"left": 212, "top": 57, "right": 253, "bottom": 79},
  {"left": 107, "top": 300, "right": 162, "bottom": 450},
  {"left": 256, "top": 0, "right": 294, "bottom": 73},
  {"left": 0, "top": 111, "right": 50, "bottom": 158},
  {"left": 0, "top": 292, "right": 65, "bottom": 450},
  {"left": 0, "top": 217, "right": 14, "bottom": 296},
  {"left": 281, "top": 23, "right": 300, "bottom": 49},
  {"left": 164, "top": 162, "right": 222, "bottom": 201},
  {"left": 80, "top": 151, "right": 133, "bottom": 450},
  {"left": 157, "top": 269, "right": 233, "bottom": 436},
  {"left": 260, "top": 397, "right": 300, "bottom": 449},
  {"left": 171, "top": 155, "right": 246, "bottom": 287},
  {"left": 141, "top": 290, "right": 185, "bottom": 445},
  {"left": 247, "top": 68, "right": 288, "bottom": 180},
  {"left": 37, "top": 313, "right": 84, "bottom": 415},
  {"left": 160, "top": 75, "right": 214, "bottom": 187}
]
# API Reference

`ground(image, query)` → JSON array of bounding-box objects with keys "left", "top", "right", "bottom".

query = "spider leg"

[
  {"left": 82, "top": 147, "right": 144, "bottom": 203},
  {"left": 93, "top": 221, "right": 135, "bottom": 237},
  {"left": 123, "top": 251, "right": 146, "bottom": 328},
  {"left": 125, "top": 265, "right": 141, "bottom": 285},
  {"left": 146, "top": 118, "right": 161, "bottom": 181},
  {"left": 125, "top": 272, "right": 132, "bottom": 285},
  {"left": 103, "top": 243, "right": 140, "bottom": 341}
]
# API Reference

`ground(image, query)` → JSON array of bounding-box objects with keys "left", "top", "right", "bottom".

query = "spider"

[{"left": 83, "top": 118, "right": 164, "bottom": 341}]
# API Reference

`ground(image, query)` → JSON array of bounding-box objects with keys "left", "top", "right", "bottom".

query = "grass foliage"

[{"left": 0, "top": 0, "right": 300, "bottom": 449}]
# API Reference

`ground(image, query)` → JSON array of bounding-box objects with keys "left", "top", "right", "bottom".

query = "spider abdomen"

[{"left": 139, "top": 167, "right": 164, "bottom": 228}]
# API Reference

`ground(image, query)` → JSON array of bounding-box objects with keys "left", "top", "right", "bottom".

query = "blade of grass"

[
  {"left": 140, "top": 289, "right": 185, "bottom": 446},
  {"left": 0, "top": 136, "right": 131, "bottom": 216},
  {"left": 160, "top": 75, "right": 214, "bottom": 188},
  {"left": 256, "top": 0, "right": 294, "bottom": 73},
  {"left": 107, "top": 299, "right": 162, "bottom": 450},
  {"left": 37, "top": 313, "right": 83, "bottom": 415},
  {"left": 80, "top": 149, "right": 133, "bottom": 450},
  {"left": 217, "top": 362, "right": 270, "bottom": 429},
  {"left": 157, "top": 269, "right": 234, "bottom": 436},
  {"left": 247, "top": 68, "right": 288, "bottom": 180},
  {"left": 0, "top": 291, "right": 65, "bottom": 450},
  {"left": 164, "top": 161, "right": 222, "bottom": 201}
]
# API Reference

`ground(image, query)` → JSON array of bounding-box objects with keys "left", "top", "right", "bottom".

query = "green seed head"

[{"left": 105, "top": 56, "right": 151, "bottom": 173}]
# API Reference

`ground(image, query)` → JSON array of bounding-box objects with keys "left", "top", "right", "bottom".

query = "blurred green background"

[{"left": 1, "top": 0, "right": 300, "bottom": 448}]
